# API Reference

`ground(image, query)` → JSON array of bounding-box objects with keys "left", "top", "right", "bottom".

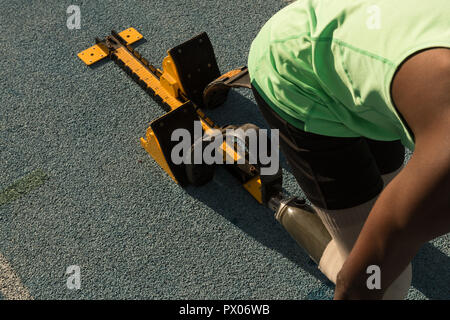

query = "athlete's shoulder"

[{"left": 392, "top": 48, "right": 450, "bottom": 144}]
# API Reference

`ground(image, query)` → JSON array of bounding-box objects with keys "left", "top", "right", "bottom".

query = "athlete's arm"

[{"left": 334, "top": 48, "right": 450, "bottom": 299}]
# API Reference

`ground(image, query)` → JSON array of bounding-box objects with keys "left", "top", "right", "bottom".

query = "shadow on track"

[
  {"left": 185, "top": 91, "right": 334, "bottom": 288},
  {"left": 412, "top": 241, "right": 450, "bottom": 299}
]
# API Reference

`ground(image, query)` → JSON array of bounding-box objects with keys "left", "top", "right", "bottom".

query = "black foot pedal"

[
  {"left": 168, "top": 33, "right": 221, "bottom": 107},
  {"left": 149, "top": 102, "right": 200, "bottom": 186}
]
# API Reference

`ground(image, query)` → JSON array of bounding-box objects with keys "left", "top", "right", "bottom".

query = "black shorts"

[{"left": 251, "top": 86, "right": 405, "bottom": 210}]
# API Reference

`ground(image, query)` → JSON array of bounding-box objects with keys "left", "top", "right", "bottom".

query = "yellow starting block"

[{"left": 77, "top": 28, "right": 281, "bottom": 206}]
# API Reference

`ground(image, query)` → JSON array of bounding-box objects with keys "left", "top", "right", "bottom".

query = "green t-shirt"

[{"left": 248, "top": 0, "right": 450, "bottom": 151}]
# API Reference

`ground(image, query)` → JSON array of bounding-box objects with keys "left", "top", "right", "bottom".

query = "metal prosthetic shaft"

[{"left": 270, "top": 196, "right": 332, "bottom": 264}]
